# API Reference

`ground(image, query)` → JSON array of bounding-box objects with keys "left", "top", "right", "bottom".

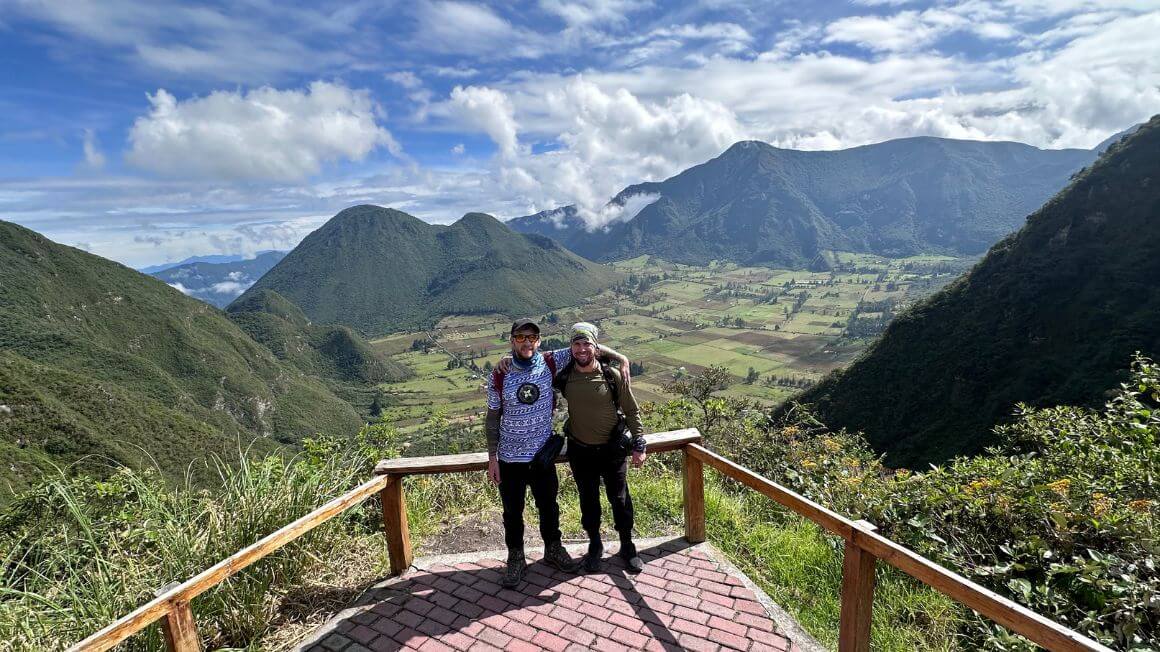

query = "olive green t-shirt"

[{"left": 561, "top": 365, "right": 644, "bottom": 446}]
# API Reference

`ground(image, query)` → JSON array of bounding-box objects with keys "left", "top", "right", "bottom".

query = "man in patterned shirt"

[{"left": 486, "top": 318, "right": 627, "bottom": 587}]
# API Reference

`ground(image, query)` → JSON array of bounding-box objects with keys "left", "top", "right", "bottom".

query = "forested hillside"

[{"left": 784, "top": 116, "right": 1160, "bottom": 467}]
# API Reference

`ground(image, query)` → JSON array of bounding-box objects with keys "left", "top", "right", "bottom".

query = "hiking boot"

[
  {"left": 619, "top": 542, "right": 644, "bottom": 574},
  {"left": 502, "top": 551, "right": 527, "bottom": 588},
  {"left": 544, "top": 541, "right": 579, "bottom": 573}
]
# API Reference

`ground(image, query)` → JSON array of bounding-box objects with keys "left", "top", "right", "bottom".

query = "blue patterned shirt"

[{"left": 487, "top": 349, "right": 571, "bottom": 462}]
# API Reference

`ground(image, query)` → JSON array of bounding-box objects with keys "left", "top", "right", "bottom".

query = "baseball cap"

[{"left": 510, "top": 318, "right": 540, "bottom": 334}]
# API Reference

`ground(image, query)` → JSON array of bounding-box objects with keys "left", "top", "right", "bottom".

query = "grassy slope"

[
  {"left": 786, "top": 115, "right": 1160, "bottom": 467},
  {"left": 0, "top": 221, "right": 364, "bottom": 497}
]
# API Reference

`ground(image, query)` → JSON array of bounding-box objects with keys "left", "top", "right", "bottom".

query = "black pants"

[
  {"left": 567, "top": 441, "right": 634, "bottom": 547},
  {"left": 499, "top": 460, "right": 562, "bottom": 553}
]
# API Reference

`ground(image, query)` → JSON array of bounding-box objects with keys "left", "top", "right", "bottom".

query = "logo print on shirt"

[{"left": 517, "top": 383, "right": 540, "bottom": 404}]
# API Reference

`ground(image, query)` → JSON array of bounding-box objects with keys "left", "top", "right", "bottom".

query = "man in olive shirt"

[{"left": 558, "top": 322, "right": 648, "bottom": 573}]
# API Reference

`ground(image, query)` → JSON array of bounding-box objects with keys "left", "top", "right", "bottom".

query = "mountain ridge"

[
  {"left": 780, "top": 115, "right": 1160, "bottom": 467},
  {"left": 232, "top": 205, "right": 619, "bottom": 335},
  {"left": 508, "top": 134, "right": 1101, "bottom": 267}
]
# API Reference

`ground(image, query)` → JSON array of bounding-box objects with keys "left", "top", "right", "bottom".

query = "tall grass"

[{"left": 0, "top": 444, "right": 377, "bottom": 651}]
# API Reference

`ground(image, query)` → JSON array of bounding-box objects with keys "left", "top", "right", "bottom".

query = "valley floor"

[{"left": 368, "top": 253, "right": 972, "bottom": 435}]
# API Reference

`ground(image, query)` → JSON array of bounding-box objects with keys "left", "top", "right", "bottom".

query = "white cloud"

[
  {"left": 82, "top": 129, "right": 106, "bottom": 169},
  {"left": 538, "top": 0, "right": 653, "bottom": 27},
  {"left": 209, "top": 281, "right": 248, "bottom": 296},
  {"left": 451, "top": 143, "right": 466, "bottom": 155},
  {"left": 597, "top": 192, "right": 660, "bottom": 227},
  {"left": 167, "top": 282, "right": 192, "bottom": 295},
  {"left": 0, "top": 1, "right": 362, "bottom": 82},
  {"left": 127, "top": 81, "right": 399, "bottom": 181},
  {"left": 449, "top": 77, "right": 744, "bottom": 228},
  {"left": 413, "top": 1, "right": 552, "bottom": 58},
  {"left": 449, "top": 86, "right": 521, "bottom": 159},
  {"left": 385, "top": 71, "right": 423, "bottom": 89},
  {"left": 822, "top": 8, "right": 1021, "bottom": 53}
]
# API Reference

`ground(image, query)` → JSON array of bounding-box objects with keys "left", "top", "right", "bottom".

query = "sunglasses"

[{"left": 512, "top": 333, "right": 540, "bottom": 343}]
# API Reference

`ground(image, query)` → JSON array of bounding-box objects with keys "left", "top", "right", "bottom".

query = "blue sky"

[{"left": 1, "top": 0, "right": 1158, "bottom": 269}]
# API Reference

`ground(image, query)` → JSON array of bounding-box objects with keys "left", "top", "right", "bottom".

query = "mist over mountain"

[
  {"left": 509, "top": 135, "right": 1101, "bottom": 268},
  {"left": 783, "top": 116, "right": 1160, "bottom": 467},
  {"left": 150, "top": 251, "right": 287, "bottom": 308},
  {"left": 0, "top": 223, "right": 362, "bottom": 497},
  {"left": 232, "top": 205, "right": 619, "bottom": 335}
]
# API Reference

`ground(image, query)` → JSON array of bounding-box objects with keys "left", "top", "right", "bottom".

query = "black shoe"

[
  {"left": 544, "top": 541, "right": 579, "bottom": 573},
  {"left": 581, "top": 544, "right": 603, "bottom": 573},
  {"left": 619, "top": 543, "right": 643, "bottom": 574},
  {"left": 584, "top": 547, "right": 603, "bottom": 568},
  {"left": 502, "top": 551, "right": 527, "bottom": 588}
]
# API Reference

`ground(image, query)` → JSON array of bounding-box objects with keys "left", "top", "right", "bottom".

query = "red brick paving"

[{"left": 298, "top": 541, "right": 797, "bottom": 652}]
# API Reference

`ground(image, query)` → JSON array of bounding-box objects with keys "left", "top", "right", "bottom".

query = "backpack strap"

[
  {"left": 544, "top": 354, "right": 558, "bottom": 411},
  {"left": 491, "top": 368, "right": 505, "bottom": 411},
  {"left": 552, "top": 358, "right": 574, "bottom": 394},
  {"left": 600, "top": 362, "right": 622, "bottom": 412}
]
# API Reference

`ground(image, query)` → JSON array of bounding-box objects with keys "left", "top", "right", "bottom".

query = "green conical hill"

[
  {"left": 785, "top": 116, "right": 1160, "bottom": 467},
  {"left": 233, "top": 206, "right": 618, "bottom": 334}
]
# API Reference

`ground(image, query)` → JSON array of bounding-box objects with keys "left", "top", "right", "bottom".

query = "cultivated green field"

[{"left": 369, "top": 253, "right": 973, "bottom": 431}]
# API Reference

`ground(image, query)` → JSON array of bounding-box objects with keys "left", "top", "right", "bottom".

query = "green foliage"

[
  {"left": 234, "top": 207, "right": 619, "bottom": 335},
  {"left": 663, "top": 364, "right": 733, "bottom": 431},
  {"left": 792, "top": 115, "right": 1160, "bottom": 467},
  {"left": 735, "top": 356, "right": 1158, "bottom": 650}
]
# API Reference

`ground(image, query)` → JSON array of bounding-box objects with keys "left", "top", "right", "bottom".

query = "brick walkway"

[{"left": 298, "top": 540, "right": 807, "bottom": 652}]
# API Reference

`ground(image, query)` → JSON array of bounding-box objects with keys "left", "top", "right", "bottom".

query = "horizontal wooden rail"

[
  {"left": 374, "top": 428, "right": 702, "bottom": 475},
  {"left": 685, "top": 443, "right": 1112, "bottom": 652},
  {"left": 68, "top": 473, "right": 390, "bottom": 652},
  {"left": 685, "top": 443, "right": 856, "bottom": 539}
]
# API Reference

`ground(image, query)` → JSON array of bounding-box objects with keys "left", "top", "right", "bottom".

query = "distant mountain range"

[
  {"left": 232, "top": 205, "right": 619, "bottom": 335},
  {"left": 782, "top": 116, "right": 1160, "bottom": 467},
  {"left": 0, "top": 224, "right": 374, "bottom": 498},
  {"left": 509, "top": 136, "right": 1103, "bottom": 268},
  {"left": 138, "top": 253, "right": 270, "bottom": 274},
  {"left": 148, "top": 251, "right": 286, "bottom": 308}
]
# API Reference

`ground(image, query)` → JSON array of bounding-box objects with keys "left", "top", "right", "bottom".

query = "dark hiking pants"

[
  {"left": 499, "top": 460, "right": 562, "bottom": 553},
  {"left": 567, "top": 441, "right": 634, "bottom": 547}
]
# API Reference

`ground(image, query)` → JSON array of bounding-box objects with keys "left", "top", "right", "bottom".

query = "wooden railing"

[{"left": 69, "top": 428, "right": 1111, "bottom": 652}]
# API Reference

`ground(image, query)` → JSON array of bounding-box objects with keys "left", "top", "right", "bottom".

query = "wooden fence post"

[
  {"left": 838, "top": 520, "right": 878, "bottom": 652},
  {"left": 683, "top": 445, "right": 706, "bottom": 543},
  {"left": 155, "top": 584, "right": 200, "bottom": 652},
  {"left": 381, "top": 474, "right": 413, "bottom": 575}
]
